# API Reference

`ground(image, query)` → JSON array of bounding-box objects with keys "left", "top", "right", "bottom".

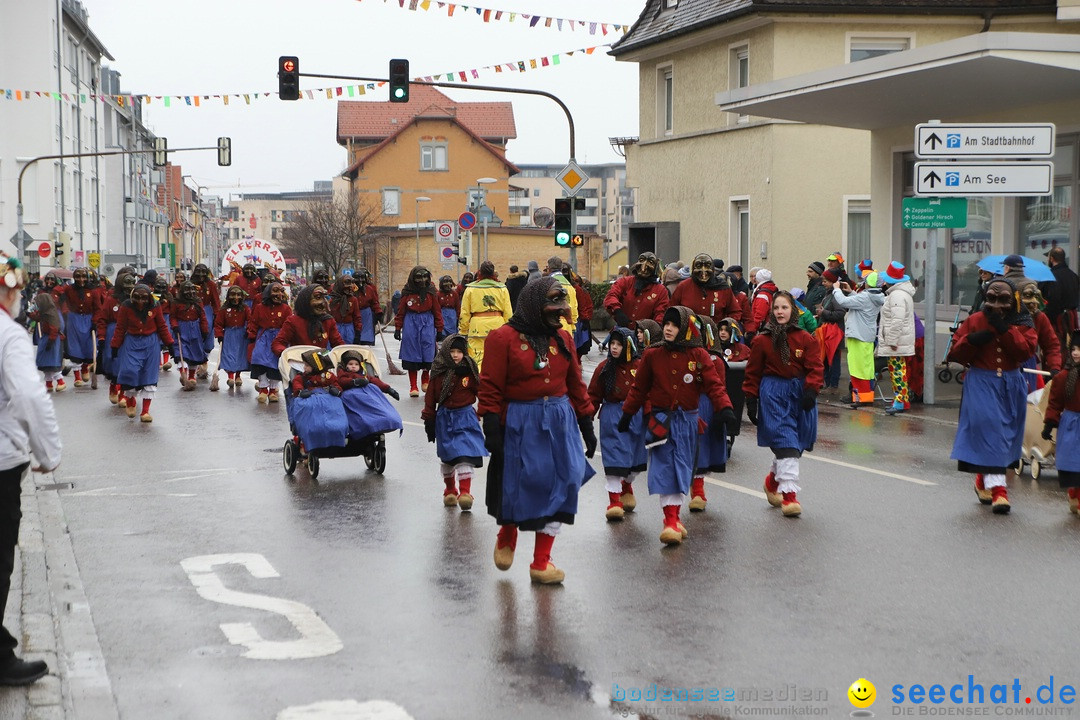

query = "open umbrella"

[{"left": 976, "top": 255, "right": 1054, "bottom": 282}]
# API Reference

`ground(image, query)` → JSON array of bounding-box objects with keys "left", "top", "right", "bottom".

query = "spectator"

[
  {"left": 744, "top": 268, "right": 778, "bottom": 335},
  {"left": 969, "top": 268, "right": 994, "bottom": 315},
  {"left": 826, "top": 252, "right": 853, "bottom": 287},
  {"left": 505, "top": 264, "right": 528, "bottom": 310},
  {"left": 662, "top": 263, "right": 682, "bottom": 296},
  {"left": 804, "top": 261, "right": 828, "bottom": 311},
  {"left": 526, "top": 260, "right": 542, "bottom": 282},
  {"left": 0, "top": 255, "right": 61, "bottom": 685},
  {"left": 1002, "top": 254, "right": 1031, "bottom": 288},
  {"left": 831, "top": 271, "right": 885, "bottom": 407},
  {"left": 816, "top": 269, "right": 847, "bottom": 395},
  {"left": 1041, "top": 246, "right": 1079, "bottom": 351},
  {"left": 876, "top": 262, "right": 917, "bottom": 415}
]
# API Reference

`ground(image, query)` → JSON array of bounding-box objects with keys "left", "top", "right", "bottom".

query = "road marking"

[
  {"left": 803, "top": 452, "right": 936, "bottom": 486},
  {"left": 63, "top": 467, "right": 242, "bottom": 480},
  {"left": 181, "top": 553, "right": 343, "bottom": 660},
  {"left": 70, "top": 487, "right": 196, "bottom": 498},
  {"left": 402, "top": 420, "right": 423, "bottom": 428},
  {"left": 278, "top": 700, "right": 415, "bottom": 720},
  {"left": 703, "top": 477, "right": 767, "bottom": 500}
]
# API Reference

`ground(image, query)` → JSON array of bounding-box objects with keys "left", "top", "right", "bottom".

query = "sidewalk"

[{"left": 819, "top": 370, "right": 964, "bottom": 426}]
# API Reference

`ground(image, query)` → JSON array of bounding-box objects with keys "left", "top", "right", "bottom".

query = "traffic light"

[
  {"left": 554, "top": 198, "right": 571, "bottom": 247},
  {"left": 217, "top": 137, "right": 231, "bottom": 167},
  {"left": 389, "top": 59, "right": 409, "bottom": 103},
  {"left": 153, "top": 137, "right": 167, "bottom": 168},
  {"left": 450, "top": 234, "right": 462, "bottom": 262},
  {"left": 571, "top": 234, "right": 584, "bottom": 247},
  {"left": 278, "top": 56, "right": 300, "bottom": 101},
  {"left": 53, "top": 232, "right": 70, "bottom": 268}
]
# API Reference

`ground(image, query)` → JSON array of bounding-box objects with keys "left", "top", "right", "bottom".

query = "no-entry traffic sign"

[{"left": 37, "top": 242, "right": 51, "bottom": 259}]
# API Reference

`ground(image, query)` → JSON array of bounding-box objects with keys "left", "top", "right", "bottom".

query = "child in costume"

[
  {"left": 354, "top": 268, "right": 382, "bottom": 346},
  {"left": 717, "top": 318, "right": 751, "bottom": 453},
  {"left": 31, "top": 293, "right": 65, "bottom": 392},
  {"left": 619, "top": 306, "right": 734, "bottom": 544},
  {"left": 214, "top": 286, "right": 251, "bottom": 388},
  {"left": 743, "top": 291, "right": 824, "bottom": 518},
  {"left": 272, "top": 285, "right": 345, "bottom": 357},
  {"left": 153, "top": 276, "right": 174, "bottom": 370},
  {"left": 635, "top": 319, "right": 662, "bottom": 349},
  {"left": 422, "top": 335, "right": 488, "bottom": 512},
  {"left": 169, "top": 282, "right": 210, "bottom": 391},
  {"left": 57, "top": 267, "right": 96, "bottom": 386},
  {"left": 248, "top": 282, "right": 292, "bottom": 404},
  {"left": 435, "top": 276, "right": 458, "bottom": 338},
  {"left": 289, "top": 349, "right": 348, "bottom": 454},
  {"left": 587, "top": 326, "right": 646, "bottom": 520},
  {"left": 689, "top": 318, "right": 734, "bottom": 511},
  {"left": 394, "top": 266, "right": 444, "bottom": 397},
  {"left": 328, "top": 276, "right": 362, "bottom": 345},
  {"left": 1043, "top": 339, "right": 1080, "bottom": 515},
  {"left": 96, "top": 270, "right": 137, "bottom": 404},
  {"left": 335, "top": 350, "right": 403, "bottom": 440},
  {"left": 111, "top": 284, "right": 175, "bottom": 422},
  {"left": 949, "top": 277, "right": 1037, "bottom": 514}
]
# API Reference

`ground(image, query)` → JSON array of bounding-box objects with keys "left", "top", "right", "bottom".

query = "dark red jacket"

[
  {"left": 742, "top": 330, "right": 824, "bottom": 398},
  {"left": 670, "top": 279, "right": 742, "bottom": 324},
  {"left": 587, "top": 357, "right": 642, "bottom": 409},
  {"left": 337, "top": 368, "right": 390, "bottom": 393},
  {"left": 422, "top": 372, "right": 479, "bottom": 420},
  {"left": 169, "top": 302, "right": 209, "bottom": 334},
  {"left": 271, "top": 316, "right": 345, "bottom": 355},
  {"left": 291, "top": 370, "right": 336, "bottom": 396},
  {"left": 394, "top": 292, "right": 444, "bottom": 333},
  {"left": 233, "top": 275, "right": 262, "bottom": 300},
  {"left": 1046, "top": 370, "right": 1080, "bottom": 424},
  {"left": 622, "top": 345, "right": 731, "bottom": 414},
  {"left": 947, "top": 312, "right": 1038, "bottom": 372},
  {"left": 195, "top": 281, "right": 220, "bottom": 312},
  {"left": 111, "top": 306, "right": 174, "bottom": 348},
  {"left": 356, "top": 284, "right": 382, "bottom": 315},
  {"left": 575, "top": 284, "right": 594, "bottom": 322},
  {"left": 60, "top": 285, "right": 97, "bottom": 315},
  {"left": 329, "top": 295, "right": 362, "bottom": 336},
  {"left": 248, "top": 302, "right": 292, "bottom": 339},
  {"left": 603, "top": 276, "right": 669, "bottom": 325},
  {"left": 214, "top": 305, "right": 251, "bottom": 339}
]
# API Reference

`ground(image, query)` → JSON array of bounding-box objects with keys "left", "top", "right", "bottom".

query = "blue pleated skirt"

[
  {"left": 116, "top": 333, "right": 161, "bottom": 388},
  {"left": 696, "top": 395, "right": 728, "bottom": 473},
  {"left": 66, "top": 311, "right": 94, "bottom": 362},
  {"left": 951, "top": 366, "right": 1026, "bottom": 470},
  {"left": 441, "top": 308, "right": 458, "bottom": 336},
  {"left": 647, "top": 408, "right": 698, "bottom": 495},
  {"left": 359, "top": 307, "right": 375, "bottom": 345},
  {"left": 340, "top": 383, "right": 403, "bottom": 439},
  {"left": 574, "top": 319, "right": 591, "bottom": 349},
  {"left": 598, "top": 402, "right": 646, "bottom": 476},
  {"left": 35, "top": 327, "right": 64, "bottom": 370},
  {"left": 757, "top": 375, "right": 817, "bottom": 454},
  {"left": 337, "top": 323, "right": 355, "bottom": 346},
  {"left": 1058, "top": 410, "right": 1080, "bottom": 473},
  {"left": 100, "top": 322, "right": 118, "bottom": 378},
  {"left": 176, "top": 319, "right": 209, "bottom": 365},
  {"left": 400, "top": 311, "right": 436, "bottom": 365},
  {"left": 436, "top": 404, "right": 488, "bottom": 465},
  {"left": 250, "top": 328, "right": 279, "bottom": 370},
  {"left": 292, "top": 390, "right": 349, "bottom": 452},
  {"left": 219, "top": 325, "right": 249, "bottom": 373},
  {"left": 499, "top": 396, "right": 593, "bottom": 525},
  {"left": 202, "top": 305, "right": 216, "bottom": 353}
]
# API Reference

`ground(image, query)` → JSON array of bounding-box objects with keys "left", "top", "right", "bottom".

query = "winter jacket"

[
  {"left": 831, "top": 287, "right": 884, "bottom": 343},
  {"left": 875, "top": 281, "right": 915, "bottom": 357},
  {"left": 505, "top": 271, "right": 528, "bottom": 310},
  {"left": 804, "top": 276, "right": 828, "bottom": 312},
  {"left": 0, "top": 310, "right": 62, "bottom": 471}
]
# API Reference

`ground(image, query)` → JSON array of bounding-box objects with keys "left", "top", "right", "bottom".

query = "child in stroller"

[{"left": 289, "top": 349, "right": 349, "bottom": 455}]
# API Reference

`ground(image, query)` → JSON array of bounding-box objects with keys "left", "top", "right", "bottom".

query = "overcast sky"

[{"left": 80, "top": 0, "right": 645, "bottom": 199}]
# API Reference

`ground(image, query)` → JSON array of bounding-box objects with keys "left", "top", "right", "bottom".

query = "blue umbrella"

[{"left": 976, "top": 255, "right": 1055, "bottom": 282}]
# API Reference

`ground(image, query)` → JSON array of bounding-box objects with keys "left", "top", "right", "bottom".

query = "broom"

[
  {"left": 377, "top": 323, "right": 405, "bottom": 375},
  {"left": 90, "top": 329, "right": 98, "bottom": 390}
]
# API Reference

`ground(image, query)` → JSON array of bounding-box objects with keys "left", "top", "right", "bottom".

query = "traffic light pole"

[
  {"left": 569, "top": 204, "right": 578, "bottom": 270},
  {"left": 14, "top": 145, "right": 222, "bottom": 258}
]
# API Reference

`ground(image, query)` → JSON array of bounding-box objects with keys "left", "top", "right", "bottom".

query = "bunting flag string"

[
  {"left": 357, "top": 0, "right": 630, "bottom": 36},
  {"left": 0, "top": 43, "right": 613, "bottom": 107}
]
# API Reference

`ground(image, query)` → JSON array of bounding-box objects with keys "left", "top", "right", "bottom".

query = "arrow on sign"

[
  {"left": 924, "top": 133, "right": 942, "bottom": 150},
  {"left": 923, "top": 171, "right": 941, "bottom": 189}
]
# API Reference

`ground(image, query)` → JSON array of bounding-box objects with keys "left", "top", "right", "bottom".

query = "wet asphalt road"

[{"left": 42, "top": 342, "right": 1080, "bottom": 719}]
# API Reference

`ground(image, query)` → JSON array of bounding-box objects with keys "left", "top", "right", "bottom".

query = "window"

[
  {"left": 848, "top": 36, "right": 911, "bottom": 63},
  {"left": 732, "top": 199, "right": 750, "bottom": 265},
  {"left": 420, "top": 142, "right": 448, "bottom": 171},
  {"left": 382, "top": 188, "right": 401, "bottom": 216},
  {"left": 533, "top": 188, "right": 541, "bottom": 197},
  {"left": 730, "top": 45, "right": 749, "bottom": 123},
  {"left": 656, "top": 64, "right": 673, "bottom": 136},
  {"left": 845, "top": 198, "right": 871, "bottom": 268},
  {"left": 664, "top": 0, "right": 678, "bottom": 8}
]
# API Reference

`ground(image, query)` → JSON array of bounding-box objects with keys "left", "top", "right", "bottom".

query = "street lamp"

[
  {"left": 476, "top": 177, "right": 497, "bottom": 261},
  {"left": 414, "top": 196, "right": 431, "bottom": 264}
]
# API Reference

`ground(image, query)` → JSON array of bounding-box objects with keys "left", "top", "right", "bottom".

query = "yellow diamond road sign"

[{"left": 556, "top": 160, "right": 589, "bottom": 196}]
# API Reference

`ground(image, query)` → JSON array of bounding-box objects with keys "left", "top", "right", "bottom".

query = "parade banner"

[{"left": 221, "top": 238, "right": 286, "bottom": 277}]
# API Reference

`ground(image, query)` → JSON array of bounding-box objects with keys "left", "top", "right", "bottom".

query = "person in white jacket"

[
  {"left": 832, "top": 272, "right": 885, "bottom": 407},
  {"left": 876, "top": 262, "right": 917, "bottom": 416},
  {"left": 0, "top": 254, "right": 62, "bottom": 686}
]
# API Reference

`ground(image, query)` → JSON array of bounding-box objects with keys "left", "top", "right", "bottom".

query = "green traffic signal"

[{"left": 555, "top": 231, "right": 571, "bottom": 247}]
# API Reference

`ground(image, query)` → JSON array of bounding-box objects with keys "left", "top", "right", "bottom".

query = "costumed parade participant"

[
  {"left": 743, "top": 291, "right": 823, "bottom": 518},
  {"left": 289, "top": 349, "right": 348, "bottom": 455},
  {"left": 110, "top": 284, "right": 175, "bottom": 422},
  {"left": 58, "top": 268, "right": 96, "bottom": 386},
  {"left": 30, "top": 293, "right": 65, "bottom": 392},
  {"left": 96, "top": 270, "right": 137, "bottom": 405},
  {"left": 354, "top": 268, "right": 382, "bottom": 346},
  {"left": 458, "top": 261, "right": 512, "bottom": 370},
  {"left": 619, "top": 306, "right": 732, "bottom": 544},
  {"left": 670, "top": 253, "right": 743, "bottom": 325},
  {"left": 169, "top": 282, "right": 210, "bottom": 391},
  {"left": 214, "top": 286, "right": 251, "bottom": 388},
  {"left": 1043, "top": 339, "right": 1080, "bottom": 514},
  {"left": 335, "top": 350, "right": 402, "bottom": 441},
  {"left": 422, "top": 334, "right": 487, "bottom": 512},
  {"left": 717, "top": 318, "right": 750, "bottom": 452},
  {"left": 876, "top": 262, "right": 917, "bottom": 416},
  {"left": 248, "top": 282, "right": 292, "bottom": 404},
  {"left": 635, "top": 319, "right": 662, "bottom": 349},
  {"left": 394, "top": 266, "right": 443, "bottom": 397},
  {"left": 689, "top": 318, "right": 735, "bottom": 512},
  {"left": 152, "top": 276, "right": 174, "bottom": 370},
  {"left": 328, "top": 276, "right": 362, "bottom": 345},
  {"left": 603, "top": 252, "right": 669, "bottom": 328},
  {"left": 311, "top": 269, "right": 332, "bottom": 292},
  {"left": 571, "top": 271, "right": 594, "bottom": 358},
  {"left": 190, "top": 264, "right": 220, "bottom": 378},
  {"left": 1016, "top": 279, "right": 1063, "bottom": 392},
  {"left": 586, "top": 327, "right": 646, "bottom": 521},
  {"left": 948, "top": 277, "right": 1037, "bottom": 514},
  {"left": 272, "top": 285, "right": 345, "bottom": 357},
  {"left": 435, "top": 276, "right": 458, "bottom": 338},
  {"left": 478, "top": 277, "right": 596, "bottom": 584},
  {"left": 233, "top": 264, "right": 263, "bottom": 308}
]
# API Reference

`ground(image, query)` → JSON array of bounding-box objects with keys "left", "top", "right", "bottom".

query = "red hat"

[{"left": 822, "top": 269, "right": 840, "bottom": 283}]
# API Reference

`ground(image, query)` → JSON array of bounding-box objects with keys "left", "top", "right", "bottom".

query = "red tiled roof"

[{"left": 336, "top": 85, "right": 517, "bottom": 144}]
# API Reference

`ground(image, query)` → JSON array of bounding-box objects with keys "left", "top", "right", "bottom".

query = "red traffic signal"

[{"left": 278, "top": 56, "right": 300, "bottom": 101}]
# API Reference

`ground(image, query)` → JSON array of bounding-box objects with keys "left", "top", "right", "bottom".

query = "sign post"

[{"left": 556, "top": 161, "right": 589, "bottom": 270}]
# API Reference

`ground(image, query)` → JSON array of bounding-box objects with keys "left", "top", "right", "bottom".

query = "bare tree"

[{"left": 281, "top": 190, "right": 380, "bottom": 275}]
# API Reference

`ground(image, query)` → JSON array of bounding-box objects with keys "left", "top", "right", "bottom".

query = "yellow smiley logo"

[{"left": 848, "top": 678, "right": 876, "bottom": 709}]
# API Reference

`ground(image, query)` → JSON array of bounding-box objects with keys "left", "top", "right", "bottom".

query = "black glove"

[
  {"left": 393, "top": 328, "right": 402, "bottom": 341},
  {"left": 299, "top": 389, "right": 312, "bottom": 399},
  {"left": 710, "top": 412, "right": 729, "bottom": 442},
  {"left": 351, "top": 377, "right": 369, "bottom": 388},
  {"left": 718, "top": 407, "right": 738, "bottom": 435},
  {"left": 801, "top": 388, "right": 818, "bottom": 411},
  {"left": 436, "top": 331, "right": 446, "bottom": 342},
  {"left": 616, "top": 412, "right": 633, "bottom": 433},
  {"left": 966, "top": 330, "right": 994, "bottom": 346},
  {"left": 97, "top": 341, "right": 105, "bottom": 361},
  {"left": 425, "top": 419, "right": 437, "bottom": 443},
  {"left": 612, "top": 309, "right": 632, "bottom": 328},
  {"left": 746, "top": 397, "right": 759, "bottom": 426},
  {"left": 578, "top": 416, "right": 597, "bottom": 459},
  {"left": 482, "top": 413, "right": 503, "bottom": 455},
  {"left": 1042, "top": 420, "right": 1058, "bottom": 441},
  {"left": 987, "top": 312, "right": 1010, "bottom": 335},
  {"left": 328, "top": 386, "right": 342, "bottom": 397},
  {"left": 385, "top": 387, "right": 400, "bottom": 401}
]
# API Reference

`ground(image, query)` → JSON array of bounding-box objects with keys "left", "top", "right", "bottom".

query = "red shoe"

[
  {"left": 991, "top": 486, "right": 1010, "bottom": 514},
  {"left": 494, "top": 525, "right": 517, "bottom": 570},
  {"left": 1069, "top": 488, "right": 1079, "bottom": 516},
  {"left": 659, "top": 505, "right": 684, "bottom": 545},
  {"left": 764, "top": 472, "right": 782, "bottom": 507},
  {"left": 781, "top": 491, "right": 802, "bottom": 517},
  {"left": 974, "top": 474, "right": 992, "bottom": 505},
  {"left": 442, "top": 476, "right": 458, "bottom": 507},
  {"left": 619, "top": 480, "right": 636, "bottom": 512},
  {"left": 605, "top": 491, "right": 625, "bottom": 521},
  {"left": 689, "top": 477, "right": 707, "bottom": 512}
]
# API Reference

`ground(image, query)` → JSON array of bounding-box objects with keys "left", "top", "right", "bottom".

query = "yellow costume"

[
  {"left": 458, "top": 278, "right": 513, "bottom": 369},
  {"left": 552, "top": 272, "right": 578, "bottom": 334}
]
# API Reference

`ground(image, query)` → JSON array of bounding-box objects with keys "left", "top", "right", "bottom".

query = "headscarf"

[
  {"left": 1066, "top": 339, "right": 1080, "bottom": 401},
  {"left": 636, "top": 319, "right": 661, "bottom": 347},
  {"left": 123, "top": 283, "right": 157, "bottom": 320},
  {"left": 262, "top": 281, "right": 285, "bottom": 306},
  {"left": 338, "top": 349, "right": 376, "bottom": 379},
  {"left": 507, "top": 276, "right": 572, "bottom": 363},
  {"left": 698, "top": 316, "right": 721, "bottom": 356},
  {"left": 34, "top": 291, "right": 62, "bottom": 329},
  {"left": 761, "top": 290, "right": 799, "bottom": 364},
  {"left": 403, "top": 265, "right": 436, "bottom": 297},
  {"left": 329, "top": 276, "right": 355, "bottom": 316},
  {"left": 429, "top": 334, "right": 479, "bottom": 405},
  {"left": 293, "top": 285, "right": 329, "bottom": 344},
  {"left": 598, "top": 326, "right": 639, "bottom": 398},
  {"left": 660, "top": 306, "right": 703, "bottom": 350},
  {"left": 718, "top": 317, "right": 745, "bottom": 350}
]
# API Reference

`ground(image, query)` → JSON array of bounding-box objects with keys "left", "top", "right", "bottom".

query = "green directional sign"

[{"left": 902, "top": 197, "right": 968, "bottom": 229}]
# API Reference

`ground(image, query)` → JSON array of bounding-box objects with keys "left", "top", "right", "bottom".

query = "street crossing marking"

[
  {"left": 703, "top": 477, "right": 767, "bottom": 500},
  {"left": 278, "top": 700, "right": 415, "bottom": 720},
  {"left": 803, "top": 453, "right": 936, "bottom": 486}
]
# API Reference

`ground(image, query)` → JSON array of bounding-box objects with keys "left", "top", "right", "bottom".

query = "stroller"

[
  {"left": 1019, "top": 372, "right": 1056, "bottom": 480},
  {"left": 937, "top": 308, "right": 968, "bottom": 384},
  {"left": 277, "top": 344, "right": 397, "bottom": 479}
]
